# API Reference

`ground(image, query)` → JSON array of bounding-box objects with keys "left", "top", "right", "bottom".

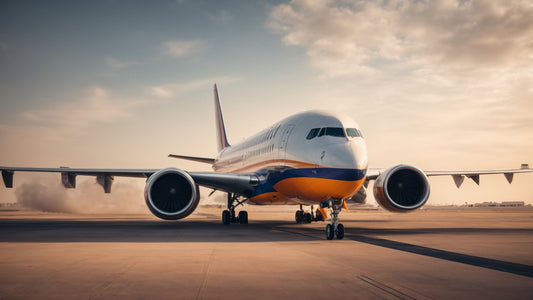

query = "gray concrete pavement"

[{"left": 0, "top": 206, "right": 532, "bottom": 299}]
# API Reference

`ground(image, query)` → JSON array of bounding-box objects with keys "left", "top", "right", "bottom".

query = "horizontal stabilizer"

[{"left": 168, "top": 154, "right": 215, "bottom": 164}]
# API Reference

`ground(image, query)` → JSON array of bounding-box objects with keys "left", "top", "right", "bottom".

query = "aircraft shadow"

[
  {"left": 290, "top": 226, "right": 533, "bottom": 279},
  {"left": 1, "top": 218, "right": 532, "bottom": 278}
]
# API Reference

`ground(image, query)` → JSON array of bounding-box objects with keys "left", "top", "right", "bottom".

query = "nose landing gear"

[{"left": 325, "top": 199, "right": 344, "bottom": 240}]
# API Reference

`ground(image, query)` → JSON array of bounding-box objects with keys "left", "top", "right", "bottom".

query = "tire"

[
  {"left": 304, "top": 213, "right": 312, "bottom": 223},
  {"left": 315, "top": 209, "right": 323, "bottom": 221},
  {"left": 336, "top": 223, "right": 344, "bottom": 240},
  {"left": 222, "top": 210, "right": 231, "bottom": 225},
  {"left": 325, "top": 224, "right": 334, "bottom": 240},
  {"left": 238, "top": 211, "right": 248, "bottom": 224},
  {"left": 295, "top": 211, "right": 303, "bottom": 223}
]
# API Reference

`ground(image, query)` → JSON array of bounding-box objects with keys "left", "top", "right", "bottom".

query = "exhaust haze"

[{"left": 15, "top": 177, "right": 148, "bottom": 214}]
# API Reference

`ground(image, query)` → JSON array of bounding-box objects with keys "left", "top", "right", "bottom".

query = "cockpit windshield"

[
  {"left": 307, "top": 127, "right": 359, "bottom": 139},
  {"left": 346, "top": 128, "right": 363, "bottom": 138}
]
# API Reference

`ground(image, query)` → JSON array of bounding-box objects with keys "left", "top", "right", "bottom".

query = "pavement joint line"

[{"left": 358, "top": 275, "right": 417, "bottom": 300}]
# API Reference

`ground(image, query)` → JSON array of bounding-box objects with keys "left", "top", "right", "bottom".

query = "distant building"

[{"left": 474, "top": 201, "right": 524, "bottom": 207}]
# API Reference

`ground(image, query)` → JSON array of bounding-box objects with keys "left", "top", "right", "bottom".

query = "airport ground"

[{"left": 0, "top": 205, "right": 532, "bottom": 299}]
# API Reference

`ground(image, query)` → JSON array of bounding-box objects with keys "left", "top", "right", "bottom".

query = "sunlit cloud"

[
  {"left": 21, "top": 86, "right": 134, "bottom": 128},
  {"left": 162, "top": 39, "right": 206, "bottom": 57},
  {"left": 267, "top": 0, "right": 533, "bottom": 168},
  {"left": 268, "top": 0, "right": 533, "bottom": 79}
]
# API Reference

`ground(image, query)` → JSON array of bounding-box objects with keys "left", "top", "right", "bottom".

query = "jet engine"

[
  {"left": 144, "top": 168, "right": 200, "bottom": 220},
  {"left": 373, "top": 165, "right": 430, "bottom": 212}
]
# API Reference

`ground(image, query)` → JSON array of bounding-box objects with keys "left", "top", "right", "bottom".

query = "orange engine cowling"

[
  {"left": 144, "top": 168, "right": 200, "bottom": 220},
  {"left": 373, "top": 165, "right": 430, "bottom": 212}
]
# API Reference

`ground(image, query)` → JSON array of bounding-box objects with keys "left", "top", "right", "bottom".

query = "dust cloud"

[
  {"left": 14, "top": 176, "right": 227, "bottom": 214},
  {"left": 15, "top": 176, "right": 148, "bottom": 214}
]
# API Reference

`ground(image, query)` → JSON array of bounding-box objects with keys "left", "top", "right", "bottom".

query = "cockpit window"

[
  {"left": 346, "top": 128, "right": 363, "bottom": 138},
  {"left": 308, "top": 127, "right": 349, "bottom": 139},
  {"left": 325, "top": 127, "right": 345, "bottom": 137},
  {"left": 306, "top": 128, "right": 320, "bottom": 140}
]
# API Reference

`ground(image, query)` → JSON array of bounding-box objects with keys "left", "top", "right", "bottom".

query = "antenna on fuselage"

[{"left": 214, "top": 84, "right": 230, "bottom": 152}]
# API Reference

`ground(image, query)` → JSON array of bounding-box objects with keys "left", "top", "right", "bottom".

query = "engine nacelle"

[
  {"left": 144, "top": 168, "right": 200, "bottom": 220},
  {"left": 373, "top": 165, "right": 430, "bottom": 212}
]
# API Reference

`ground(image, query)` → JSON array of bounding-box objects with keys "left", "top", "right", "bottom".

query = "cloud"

[
  {"left": 162, "top": 39, "right": 206, "bottom": 57},
  {"left": 267, "top": 0, "right": 533, "bottom": 169},
  {"left": 148, "top": 76, "right": 242, "bottom": 99},
  {"left": 268, "top": 0, "right": 533, "bottom": 78},
  {"left": 21, "top": 86, "right": 134, "bottom": 128}
]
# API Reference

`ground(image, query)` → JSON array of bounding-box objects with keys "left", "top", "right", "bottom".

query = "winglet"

[{"left": 214, "top": 84, "right": 230, "bottom": 152}]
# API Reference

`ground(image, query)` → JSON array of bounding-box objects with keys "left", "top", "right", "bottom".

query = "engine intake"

[
  {"left": 145, "top": 168, "right": 200, "bottom": 220},
  {"left": 373, "top": 165, "right": 430, "bottom": 212}
]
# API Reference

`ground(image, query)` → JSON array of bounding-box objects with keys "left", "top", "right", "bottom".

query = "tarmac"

[{"left": 0, "top": 205, "right": 532, "bottom": 299}]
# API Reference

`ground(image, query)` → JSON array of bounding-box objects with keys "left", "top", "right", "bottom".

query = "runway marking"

[
  {"left": 358, "top": 275, "right": 417, "bottom": 300},
  {"left": 349, "top": 235, "right": 533, "bottom": 279}
]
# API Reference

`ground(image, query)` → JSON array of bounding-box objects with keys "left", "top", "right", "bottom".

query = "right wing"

[{"left": 365, "top": 164, "right": 533, "bottom": 187}]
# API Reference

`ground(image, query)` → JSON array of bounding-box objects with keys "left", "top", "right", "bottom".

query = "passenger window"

[{"left": 306, "top": 128, "right": 320, "bottom": 140}]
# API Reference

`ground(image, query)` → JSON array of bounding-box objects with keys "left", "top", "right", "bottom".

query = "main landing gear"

[
  {"left": 222, "top": 193, "right": 248, "bottom": 225},
  {"left": 295, "top": 204, "right": 324, "bottom": 224},
  {"left": 325, "top": 199, "right": 344, "bottom": 240}
]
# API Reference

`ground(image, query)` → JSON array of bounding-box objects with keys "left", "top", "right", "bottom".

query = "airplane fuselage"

[{"left": 213, "top": 110, "right": 368, "bottom": 205}]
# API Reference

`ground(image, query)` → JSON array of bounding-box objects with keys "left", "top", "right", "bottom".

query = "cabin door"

[{"left": 278, "top": 124, "right": 295, "bottom": 164}]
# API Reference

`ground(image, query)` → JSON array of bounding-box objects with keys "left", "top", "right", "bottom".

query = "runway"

[{"left": 1, "top": 206, "right": 532, "bottom": 299}]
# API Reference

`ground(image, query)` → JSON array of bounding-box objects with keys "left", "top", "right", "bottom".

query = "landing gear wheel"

[
  {"left": 336, "top": 223, "right": 344, "bottom": 240},
  {"left": 238, "top": 211, "right": 248, "bottom": 224},
  {"left": 325, "top": 224, "right": 334, "bottom": 240},
  {"left": 304, "top": 212, "right": 312, "bottom": 223},
  {"left": 295, "top": 210, "right": 304, "bottom": 223},
  {"left": 222, "top": 210, "right": 231, "bottom": 225},
  {"left": 315, "top": 209, "right": 323, "bottom": 221}
]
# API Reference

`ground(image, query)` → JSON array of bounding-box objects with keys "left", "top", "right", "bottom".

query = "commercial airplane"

[{"left": 1, "top": 85, "right": 532, "bottom": 240}]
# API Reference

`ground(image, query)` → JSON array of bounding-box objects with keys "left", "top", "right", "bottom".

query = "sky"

[{"left": 1, "top": 0, "right": 532, "bottom": 208}]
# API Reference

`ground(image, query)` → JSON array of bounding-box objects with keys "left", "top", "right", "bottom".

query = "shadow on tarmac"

[{"left": 2, "top": 217, "right": 532, "bottom": 278}]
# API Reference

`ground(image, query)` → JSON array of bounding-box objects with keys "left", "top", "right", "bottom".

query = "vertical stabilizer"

[{"left": 214, "top": 84, "right": 230, "bottom": 152}]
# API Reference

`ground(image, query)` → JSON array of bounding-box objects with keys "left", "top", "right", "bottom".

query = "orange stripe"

[
  {"left": 273, "top": 177, "right": 365, "bottom": 202},
  {"left": 223, "top": 159, "right": 318, "bottom": 173}
]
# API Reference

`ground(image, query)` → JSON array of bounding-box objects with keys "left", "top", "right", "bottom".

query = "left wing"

[
  {"left": 0, "top": 166, "right": 258, "bottom": 196},
  {"left": 366, "top": 164, "right": 533, "bottom": 188}
]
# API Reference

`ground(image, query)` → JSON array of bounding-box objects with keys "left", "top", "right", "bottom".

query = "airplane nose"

[{"left": 322, "top": 139, "right": 368, "bottom": 170}]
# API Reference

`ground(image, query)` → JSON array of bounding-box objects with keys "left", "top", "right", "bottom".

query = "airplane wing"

[
  {"left": 0, "top": 166, "right": 258, "bottom": 195},
  {"left": 366, "top": 164, "right": 533, "bottom": 188}
]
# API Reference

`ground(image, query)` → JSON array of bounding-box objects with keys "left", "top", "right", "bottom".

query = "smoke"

[{"left": 15, "top": 176, "right": 148, "bottom": 214}]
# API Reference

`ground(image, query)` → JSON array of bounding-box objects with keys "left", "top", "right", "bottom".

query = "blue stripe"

[{"left": 249, "top": 167, "right": 367, "bottom": 198}]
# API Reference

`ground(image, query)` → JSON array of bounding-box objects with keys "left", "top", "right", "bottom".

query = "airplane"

[{"left": 1, "top": 84, "right": 532, "bottom": 240}]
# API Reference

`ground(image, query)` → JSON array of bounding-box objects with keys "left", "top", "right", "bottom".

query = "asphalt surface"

[{"left": 1, "top": 206, "right": 532, "bottom": 299}]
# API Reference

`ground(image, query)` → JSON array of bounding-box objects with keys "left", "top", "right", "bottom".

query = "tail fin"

[{"left": 214, "top": 84, "right": 230, "bottom": 152}]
